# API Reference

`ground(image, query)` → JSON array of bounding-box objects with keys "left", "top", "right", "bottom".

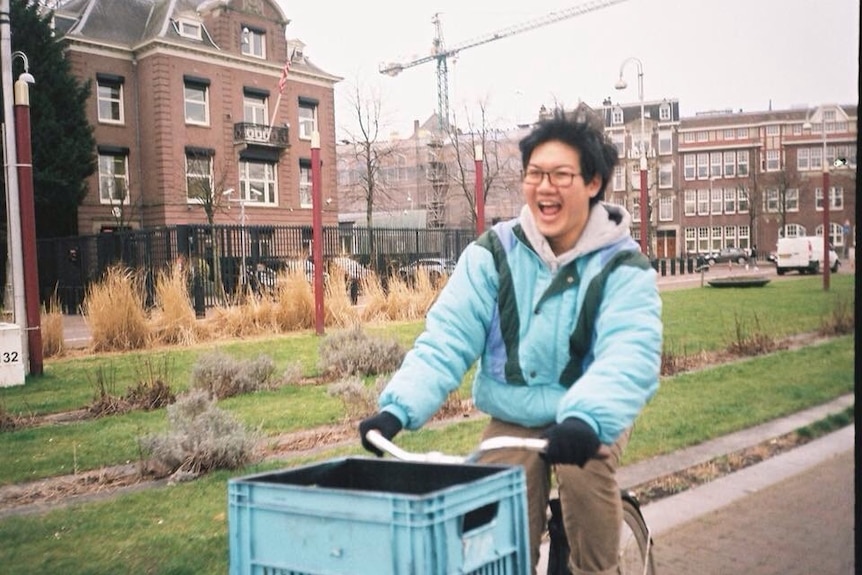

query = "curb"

[{"left": 617, "top": 393, "right": 854, "bottom": 490}]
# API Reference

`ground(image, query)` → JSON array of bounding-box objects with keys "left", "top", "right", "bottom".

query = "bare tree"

[
  {"left": 447, "top": 101, "right": 516, "bottom": 228},
  {"left": 186, "top": 155, "right": 233, "bottom": 302},
  {"left": 340, "top": 82, "right": 397, "bottom": 267}
]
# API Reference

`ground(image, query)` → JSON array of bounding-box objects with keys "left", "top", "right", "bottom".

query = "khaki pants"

[{"left": 477, "top": 418, "right": 629, "bottom": 575}]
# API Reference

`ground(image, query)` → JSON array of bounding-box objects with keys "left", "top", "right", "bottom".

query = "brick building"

[
  {"left": 53, "top": 0, "right": 340, "bottom": 234},
  {"left": 338, "top": 101, "right": 856, "bottom": 260}
]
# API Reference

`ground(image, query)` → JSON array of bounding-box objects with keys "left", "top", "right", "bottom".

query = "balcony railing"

[{"left": 233, "top": 123, "right": 290, "bottom": 148}]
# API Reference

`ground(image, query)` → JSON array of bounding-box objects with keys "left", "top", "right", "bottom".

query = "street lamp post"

[
  {"left": 225, "top": 188, "right": 261, "bottom": 289},
  {"left": 11, "top": 51, "right": 40, "bottom": 375},
  {"left": 474, "top": 144, "right": 484, "bottom": 235},
  {"left": 615, "top": 57, "right": 648, "bottom": 257},
  {"left": 310, "top": 131, "right": 324, "bottom": 335}
]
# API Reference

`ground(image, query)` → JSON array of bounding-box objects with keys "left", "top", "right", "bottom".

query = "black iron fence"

[{"left": 33, "top": 224, "right": 477, "bottom": 314}]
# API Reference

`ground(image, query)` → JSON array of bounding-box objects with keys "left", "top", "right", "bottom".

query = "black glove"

[
  {"left": 541, "top": 417, "right": 601, "bottom": 467},
  {"left": 358, "top": 412, "right": 403, "bottom": 456}
]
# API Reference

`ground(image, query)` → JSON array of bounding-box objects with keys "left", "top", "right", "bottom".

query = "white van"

[{"left": 775, "top": 236, "right": 840, "bottom": 275}]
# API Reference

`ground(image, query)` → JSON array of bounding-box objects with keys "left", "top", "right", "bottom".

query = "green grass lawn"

[
  {"left": 0, "top": 274, "right": 854, "bottom": 486},
  {"left": 0, "top": 274, "right": 855, "bottom": 574}
]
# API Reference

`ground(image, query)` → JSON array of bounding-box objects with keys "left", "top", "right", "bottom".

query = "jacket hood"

[{"left": 518, "top": 202, "right": 635, "bottom": 270}]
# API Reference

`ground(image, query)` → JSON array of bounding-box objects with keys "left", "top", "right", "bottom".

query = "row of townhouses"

[
  {"left": 51, "top": 0, "right": 856, "bottom": 261},
  {"left": 337, "top": 101, "right": 857, "bottom": 259}
]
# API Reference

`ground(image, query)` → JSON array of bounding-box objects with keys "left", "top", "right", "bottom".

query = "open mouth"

[{"left": 537, "top": 200, "right": 562, "bottom": 217}]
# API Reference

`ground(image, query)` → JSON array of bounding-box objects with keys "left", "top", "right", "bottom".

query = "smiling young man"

[{"left": 360, "top": 110, "right": 663, "bottom": 574}]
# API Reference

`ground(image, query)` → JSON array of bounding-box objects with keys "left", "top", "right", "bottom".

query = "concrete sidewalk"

[{"left": 537, "top": 394, "right": 854, "bottom": 573}]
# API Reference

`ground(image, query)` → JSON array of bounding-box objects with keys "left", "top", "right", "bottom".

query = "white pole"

[{"left": 1, "top": 0, "right": 29, "bottom": 372}]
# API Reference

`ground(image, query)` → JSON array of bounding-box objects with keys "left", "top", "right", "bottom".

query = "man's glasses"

[{"left": 522, "top": 168, "right": 582, "bottom": 187}]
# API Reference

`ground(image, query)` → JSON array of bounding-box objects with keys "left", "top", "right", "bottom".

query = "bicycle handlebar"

[{"left": 365, "top": 430, "right": 611, "bottom": 464}]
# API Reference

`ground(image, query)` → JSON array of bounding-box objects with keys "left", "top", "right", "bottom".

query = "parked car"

[
  {"left": 705, "top": 247, "right": 750, "bottom": 266},
  {"left": 281, "top": 258, "right": 329, "bottom": 285},
  {"left": 397, "top": 257, "right": 456, "bottom": 286}
]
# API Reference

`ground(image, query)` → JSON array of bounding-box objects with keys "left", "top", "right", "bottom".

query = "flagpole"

[
  {"left": 269, "top": 49, "right": 294, "bottom": 133},
  {"left": 268, "top": 92, "right": 282, "bottom": 133}
]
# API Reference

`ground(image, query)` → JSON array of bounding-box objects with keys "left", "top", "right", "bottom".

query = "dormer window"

[
  {"left": 242, "top": 27, "right": 266, "bottom": 59},
  {"left": 612, "top": 106, "right": 624, "bottom": 125},
  {"left": 178, "top": 19, "right": 202, "bottom": 40},
  {"left": 659, "top": 102, "right": 671, "bottom": 121}
]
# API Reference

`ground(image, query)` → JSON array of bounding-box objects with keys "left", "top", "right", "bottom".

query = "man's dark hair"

[{"left": 519, "top": 109, "right": 619, "bottom": 205}]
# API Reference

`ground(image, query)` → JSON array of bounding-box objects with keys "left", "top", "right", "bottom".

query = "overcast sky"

[{"left": 279, "top": 0, "right": 859, "bottom": 137}]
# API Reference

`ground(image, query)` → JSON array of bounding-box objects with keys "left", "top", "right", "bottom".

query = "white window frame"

[
  {"left": 765, "top": 188, "right": 779, "bottom": 213},
  {"left": 185, "top": 153, "right": 213, "bottom": 203},
  {"left": 241, "top": 28, "right": 266, "bottom": 59},
  {"left": 239, "top": 159, "right": 277, "bottom": 206},
  {"left": 612, "top": 107, "right": 624, "bottom": 125},
  {"left": 177, "top": 18, "right": 202, "bottom": 40},
  {"left": 737, "top": 127, "right": 748, "bottom": 139},
  {"left": 684, "top": 190, "right": 697, "bottom": 216},
  {"left": 797, "top": 148, "right": 810, "bottom": 171},
  {"left": 723, "top": 129, "right": 735, "bottom": 140},
  {"left": 299, "top": 161, "right": 312, "bottom": 208},
  {"left": 765, "top": 150, "right": 780, "bottom": 171},
  {"left": 816, "top": 187, "right": 843, "bottom": 210},
  {"left": 723, "top": 188, "right": 736, "bottom": 214},
  {"left": 697, "top": 189, "right": 709, "bottom": 215},
  {"left": 697, "top": 153, "right": 709, "bottom": 180},
  {"left": 710, "top": 152, "right": 722, "bottom": 178},
  {"left": 723, "top": 151, "right": 735, "bottom": 177},
  {"left": 784, "top": 188, "right": 799, "bottom": 212},
  {"left": 765, "top": 124, "right": 780, "bottom": 136},
  {"left": 97, "top": 79, "right": 124, "bottom": 124},
  {"left": 98, "top": 153, "right": 130, "bottom": 205},
  {"left": 658, "top": 102, "right": 671, "bottom": 121},
  {"left": 243, "top": 94, "right": 268, "bottom": 125},
  {"left": 658, "top": 196, "right": 673, "bottom": 222},
  {"left": 737, "top": 150, "right": 749, "bottom": 176},
  {"left": 682, "top": 131, "right": 695, "bottom": 144},
  {"left": 658, "top": 129, "right": 672, "bottom": 155},
  {"left": 737, "top": 188, "right": 749, "bottom": 213},
  {"left": 298, "top": 102, "right": 318, "bottom": 140},
  {"left": 612, "top": 165, "right": 625, "bottom": 192},
  {"left": 611, "top": 132, "right": 625, "bottom": 157},
  {"left": 711, "top": 187, "right": 722, "bottom": 215},
  {"left": 781, "top": 223, "right": 806, "bottom": 238},
  {"left": 683, "top": 154, "right": 696, "bottom": 181},
  {"left": 184, "top": 81, "right": 209, "bottom": 125},
  {"left": 658, "top": 161, "right": 673, "bottom": 189},
  {"left": 696, "top": 130, "right": 708, "bottom": 142}
]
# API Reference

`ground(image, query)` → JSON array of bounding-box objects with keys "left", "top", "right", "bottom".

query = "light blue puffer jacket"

[{"left": 379, "top": 203, "right": 662, "bottom": 444}]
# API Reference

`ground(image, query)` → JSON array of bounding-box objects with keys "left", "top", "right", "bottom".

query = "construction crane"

[{"left": 379, "top": 0, "right": 632, "bottom": 131}]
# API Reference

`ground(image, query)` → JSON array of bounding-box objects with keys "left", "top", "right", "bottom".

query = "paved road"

[
  {"left": 538, "top": 426, "right": 854, "bottom": 574},
  {"left": 652, "top": 448, "right": 854, "bottom": 574}
]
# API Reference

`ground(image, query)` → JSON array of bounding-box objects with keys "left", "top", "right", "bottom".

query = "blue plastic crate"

[{"left": 228, "top": 457, "right": 530, "bottom": 575}]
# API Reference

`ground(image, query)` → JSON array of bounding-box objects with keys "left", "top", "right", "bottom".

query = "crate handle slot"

[{"left": 461, "top": 501, "right": 499, "bottom": 534}]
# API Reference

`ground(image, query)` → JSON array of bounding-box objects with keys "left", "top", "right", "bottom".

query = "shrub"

[
  {"left": 318, "top": 325, "right": 406, "bottom": 377},
  {"left": 83, "top": 265, "right": 149, "bottom": 352},
  {"left": 125, "top": 356, "right": 176, "bottom": 410},
  {"left": 150, "top": 264, "right": 199, "bottom": 346},
  {"left": 139, "top": 389, "right": 258, "bottom": 479},
  {"left": 88, "top": 364, "right": 132, "bottom": 417},
  {"left": 327, "top": 375, "right": 388, "bottom": 420},
  {"left": 41, "top": 292, "right": 65, "bottom": 358},
  {"left": 819, "top": 296, "right": 854, "bottom": 336},
  {"left": 190, "top": 349, "right": 279, "bottom": 399}
]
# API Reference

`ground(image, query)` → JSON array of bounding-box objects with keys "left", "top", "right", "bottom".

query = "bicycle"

[{"left": 366, "top": 430, "right": 655, "bottom": 575}]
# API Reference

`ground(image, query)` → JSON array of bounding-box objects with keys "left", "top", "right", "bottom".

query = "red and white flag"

[{"left": 278, "top": 49, "right": 295, "bottom": 94}]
